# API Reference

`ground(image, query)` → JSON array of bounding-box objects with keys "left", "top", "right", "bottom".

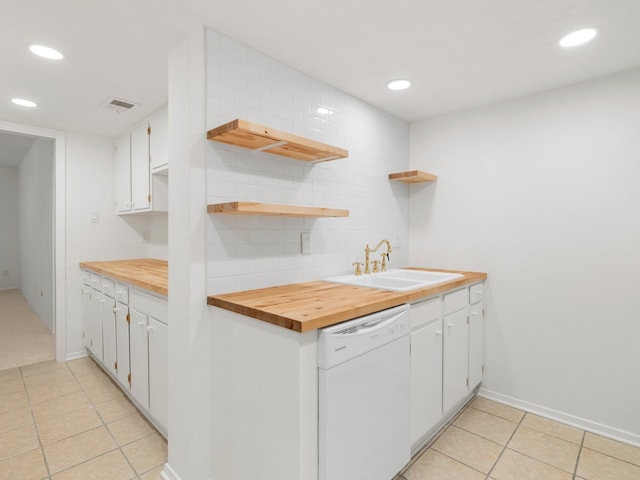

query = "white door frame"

[{"left": 0, "top": 120, "right": 66, "bottom": 362}]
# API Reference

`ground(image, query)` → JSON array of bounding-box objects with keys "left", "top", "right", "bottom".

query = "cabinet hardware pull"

[{"left": 447, "top": 323, "right": 454, "bottom": 328}]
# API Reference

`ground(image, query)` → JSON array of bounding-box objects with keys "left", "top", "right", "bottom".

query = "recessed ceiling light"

[
  {"left": 559, "top": 28, "right": 598, "bottom": 48},
  {"left": 316, "top": 106, "right": 334, "bottom": 115},
  {"left": 11, "top": 98, "right": 37, "bottom": 108},
  {"left": 387, "top": 79, "right": 412, "bottom": 91},
  {"left": 29, "top": 44, "right": 64, "bottom": 60}
]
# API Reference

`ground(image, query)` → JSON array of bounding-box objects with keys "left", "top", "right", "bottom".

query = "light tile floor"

[
  {"left": 398, "top": 396, "right": 640, "bottom": 480},
  {"left": 0, "top": 358, "right": 166, "bottom": 480}
]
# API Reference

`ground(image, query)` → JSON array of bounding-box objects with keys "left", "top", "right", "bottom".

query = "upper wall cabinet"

[
  {"left": 207, "top": 119, "right": 348, "bottom": 162},
  {"left": 115, "top": 108, "right": 168, "bottom": 215}
]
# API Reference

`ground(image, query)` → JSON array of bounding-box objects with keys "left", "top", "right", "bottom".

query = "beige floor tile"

[
  {"left": 66, "top": 357, "right": 96, "bottom": 371},
  {"left": 95, "top": 396, "right": 137, "bottom": 423},
  {"left": 140, "top": 464, "right": 166, "bottom": 480},
  {"left": 0, "top": 367, "right": 21, "bottom": 382},
  {"left": 37, "top": 406, "right": 103, "bottom": 445},
  {"left": 0, "top": 406, "right": 33, "bottom": 434},
  {"left": 454, "top": 407, "right": 518, "bottom": 445},
  {"left": 108, "top": 412, "right": 155, "bottom": 446},
  {"left": 405, "top": 448, "right": 485, "bottom": 480},
  {"left": 508, "top": 425, "right": 580, "bottom": 473},
  {"left": 431, "top": 425, "right": 502, "bottom": 474},
  {"left": 23, "top": 367, "right": 75, "bottom": 387},
  {"left": 520, "top": 413, "right": 583, "bottom": 444},
  {"left": 492, "top": 448, "right": 573, "bottom": 480},
  {"left": 84, "top": 383, "right": 126, "bottom": 405},
  {"left": 43, "top": 426, "right": 116, "bottom": 474},
  {"left": 0, "top": 424, "right": 39, "bottom": 461},
  {"left": 21, "top": 361, "right": 69, "bottom": 378},
  {"left": 577, "top": 448, "right": 640, "bottom": 480},
  {"left": 27, "top": 379, "right": 82, "bottom": 404},
  {"left": 583, "top": 433, "right": 640, "bottom": 467},
  {"left": 76, "top": 370, "right": 114, "bottom": 389},
  {"left": 3, "top": 377, "right": 26, "bottom": 394},
  {"left": 51, "top": 449, "right": 136, "bottom": 480},
  {"left": 31, "top": 391, "right": 90, "bottom": 422},
  {"left": 0, "top": 447, "right": 48, "bottom": 480},
  {"left": 0, "top": 389, "right": 29, "bottom": 413},
  {"left": 471, "top": 397, "right": 525, "bottom": 423},
  {"left": 122, "top": 433, "right": 168, "bottom": 474}
]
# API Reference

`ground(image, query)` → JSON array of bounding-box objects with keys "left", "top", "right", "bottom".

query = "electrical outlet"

[
  {"left": 394, "top": 232, "right": 402, "bottom": 249},
  {"left": 301, "top": 232, "right": 311, "bottom": 254}
]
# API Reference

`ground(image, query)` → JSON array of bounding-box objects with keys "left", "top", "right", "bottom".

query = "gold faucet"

[{"left": 364, "top": 239, "right": 392, "bottom": 274}]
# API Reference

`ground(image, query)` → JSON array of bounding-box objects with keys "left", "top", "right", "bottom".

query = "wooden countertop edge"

[
  {"left": 208, "top": 268, "right": 487, "bottom": 332},
  {"left": 80, "top": 260, "right": 168, "bottom": 297}
]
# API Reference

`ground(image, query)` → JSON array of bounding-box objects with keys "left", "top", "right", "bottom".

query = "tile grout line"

[
  {"left": 483, "top": 409, "right": 527, "bottom": 479},
  {"left": 572, "top": 430, "right": 586, "bottom": 480},
  {"left": 20, "top": 363, "right": 54, "bottom": 480}
]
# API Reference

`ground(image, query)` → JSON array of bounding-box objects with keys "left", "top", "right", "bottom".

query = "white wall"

[
  {"left": 19, "top": 139, "right": 55, "bottom": 332},
  {"left": 205, "top": 29, "right": 410, "bottom": 295},
  {"left": 65, "top": 131, "right": 151, "bottom": 358},
  {"left": 0, "top": 166, "right": 20, "bottom": 290},
  {"left": 409, "top": 67, "right": 640, "bottom": 444}
]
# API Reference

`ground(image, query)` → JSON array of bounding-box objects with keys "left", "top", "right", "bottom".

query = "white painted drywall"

[
  {"left": 409, "top": 67, "right": 640, "bottom": 443},
  {"left": 19, "top": 139, "right": 55, "bottom": 332},
  {"left": 0, "top": 166, "right": 20, "bottom": 290}
]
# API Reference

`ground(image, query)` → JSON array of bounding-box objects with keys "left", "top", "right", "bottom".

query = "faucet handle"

[
  {"left": 352, "top": 262, "right": 363, "bottom": 276},
  {"left": 372, "top": 260, "right": 380, "bottom": 273},
  {"left": 380, "top": 253, "right": 388, "bottom": 271}
]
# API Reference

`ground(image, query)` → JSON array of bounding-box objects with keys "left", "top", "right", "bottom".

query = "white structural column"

[{"left": 163, "top": 24, "right": 211, "bottom": 480}]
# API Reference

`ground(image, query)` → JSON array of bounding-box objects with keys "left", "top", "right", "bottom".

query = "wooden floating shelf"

[
  {"left": 388, "top": 170, "right": 437, "bottom": 184},
  {"left": 207, "top": 202, "right": 349, "bottom": 218},
  {"left": 207, "top": 119, "right": 348, "bottom": 163}
]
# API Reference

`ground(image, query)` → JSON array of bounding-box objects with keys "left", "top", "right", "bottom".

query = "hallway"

[{"left": 0, "top": 289, "right": 55, "bottom": 371}]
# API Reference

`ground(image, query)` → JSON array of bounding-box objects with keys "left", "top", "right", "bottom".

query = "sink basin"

[{"left": 325, "top": 269, "right": 463, "bottom": 292}]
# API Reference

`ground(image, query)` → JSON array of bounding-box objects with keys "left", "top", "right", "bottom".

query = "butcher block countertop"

[
  {"left": 80, "top": 259, "right": 168, "bottom": 296},
  {"left": 208, "top": 268, "right": 486, "bottom": 332}
]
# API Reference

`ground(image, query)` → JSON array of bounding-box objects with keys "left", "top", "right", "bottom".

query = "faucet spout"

[{"left": 364, "top": 239, "right": 392, "bottom": 274}]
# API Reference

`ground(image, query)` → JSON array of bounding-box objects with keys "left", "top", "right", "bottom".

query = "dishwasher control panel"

[{"left": 317, "top": 304, "right": 409, "bottom": 369}]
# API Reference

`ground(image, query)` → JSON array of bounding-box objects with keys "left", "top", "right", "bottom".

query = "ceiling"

[{"left": 1, "top": 0, "right": 640, "bottom": 139}]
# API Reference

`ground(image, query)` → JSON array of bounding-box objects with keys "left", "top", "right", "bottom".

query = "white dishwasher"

[{"left": 318, "top": 304, "right": 411, "bottom": 480}]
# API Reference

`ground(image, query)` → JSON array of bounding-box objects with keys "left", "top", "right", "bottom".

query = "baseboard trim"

[
  {"left": 160, "top": 463, "right": 181, "bottom": 480},
  {"left": 478, "top": 387, "right": 640, "bottom": 448},
  {"left": 65, "top": 350, "right": 88, "bottom": 362}
]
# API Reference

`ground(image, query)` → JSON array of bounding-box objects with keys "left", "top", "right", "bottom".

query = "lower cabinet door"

[
  {"left": 410, "top": 320, "right": 443, "bottom": 448},
  {"left": 129, "top": 308, "right": 149, "bottom": 410},
  {"left": 115, "top": 301, "right": 130, "bottom": 389},
  {"left": 148, "top": 317, "right": 168, "bottom": 432},
  {"left": 81, "top": 287, "right": 92, "bottom": 351},
  {"left": 443, "top": 308, "right": 469, "bottom": 413},
  {"left": 468, "top": 302, "right": 484, "bottom": 390},
  {"left": 101, "top": 297, "right": 117, "bottom": 377},
  {"left": 89, "top": 291, "right": 104, "bottom": 361}
]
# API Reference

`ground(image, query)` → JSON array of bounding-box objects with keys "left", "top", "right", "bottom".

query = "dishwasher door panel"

[{"left": 319, "top": 335, "right": 410, "bottom": 480}]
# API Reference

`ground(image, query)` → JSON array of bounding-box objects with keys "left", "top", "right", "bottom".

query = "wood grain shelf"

[
  {"left": 207, "top": 119, "right": 348, "bottom": 162},
  {"left": 388, "top": 170, "right": 437, "bottom": 184},
  {"left": 207, "top": 202, "right": 349, "bottom": 218}
]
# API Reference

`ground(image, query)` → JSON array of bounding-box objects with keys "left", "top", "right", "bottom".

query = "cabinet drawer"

[
  {"left": 443, "top": 288, "right": 468, "bottom": 315},
  {"left": 114, "top": 283, "right": 129, "bottom": 304},
  {"left": 410, "top": 297, "right": 441, "bottom": 330},
  {"left": 81, "top": 270, "right": 91, "bottom": 285},
  {"left": 89, "top": 273, "right": 101, "bottom": 289},
  {"left": 101, "top": 278, "right": 116, "bottom": 298},
  {"left": 130, "top": 288, "right": 168, "bottom": 325},
  {"left": 469, "top": 283, "right": 484, "bottom": 305}
]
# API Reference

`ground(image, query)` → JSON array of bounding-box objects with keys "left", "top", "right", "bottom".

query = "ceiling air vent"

[{"left": 103, "top": 97, "right": 139, "bottom": 113}]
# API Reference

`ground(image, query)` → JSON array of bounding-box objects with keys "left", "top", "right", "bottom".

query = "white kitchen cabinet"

[
  {"left": 101, "top": 296, "right": 117, "bottom": 377},
  {"left": 114, "top": 108, "right": 168, "bottom": 215},
  {"left": 114, "top": 134, "right": 132, "bottom": 214},
  {"left": 442, "top": 308, "right": 469, "bottom": 413},
  {"left": 410, "top": 317, "right": 443, "bottom": 448},
  {"left": 468, "top": 301, "right": 484, "bottom": 390},
  {"left": 129, "top": 308, "right": 150, "bottom": 410},
  {"left": 86, "top": 290, "right": 104, "bottom": 361},
  {"left": 130, "top": 123, "right": 151, "bottom": 211},
  {"left": 148, "top": 317, "right": 168, "bottom": 431},
  {"left": 115, "top": 298, "right": 130, "bottom": 388},
  {"left": 150, "top": 108, "right": 168, "bottom": 172}
]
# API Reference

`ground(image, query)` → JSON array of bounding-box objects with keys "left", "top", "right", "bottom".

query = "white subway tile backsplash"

[{"left": 205, "top": 27, "right": 409, "bottom": 293}]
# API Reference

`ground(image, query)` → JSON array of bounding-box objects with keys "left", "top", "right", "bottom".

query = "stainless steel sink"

[{"left": 325, "top": 269, "right": 463, "bottom": 291}]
